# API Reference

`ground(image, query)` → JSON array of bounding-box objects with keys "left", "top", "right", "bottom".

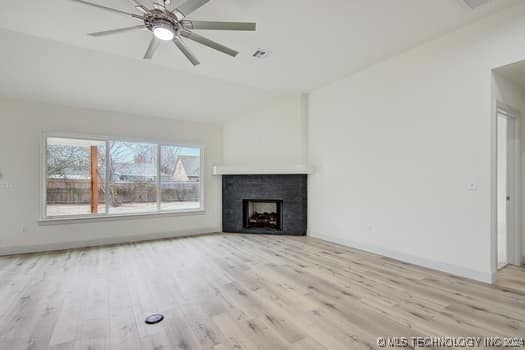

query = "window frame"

[{"left": 40, "top": 132, "right": 205, "bottom": 223}]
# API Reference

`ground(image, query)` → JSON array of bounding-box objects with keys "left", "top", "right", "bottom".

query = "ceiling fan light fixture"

[{"left": 153, "top": 22, "right": 175, "bottom": 41}]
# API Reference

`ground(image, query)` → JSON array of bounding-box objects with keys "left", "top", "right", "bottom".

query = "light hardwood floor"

[
  {"left": 1, "top": 234, "right": 524, "bottom": 350},
  {"left": 495, "top": 265, "right": 525, "bottom": 296}
]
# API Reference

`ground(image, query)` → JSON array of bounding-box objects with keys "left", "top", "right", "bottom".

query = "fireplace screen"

[{"left": 243, "top": 200, "right": 282, "bottom": 230}]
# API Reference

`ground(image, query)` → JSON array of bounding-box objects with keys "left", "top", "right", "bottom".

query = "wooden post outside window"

[{"left": 90, "top": 145, "right": 99, "bottom": 214}]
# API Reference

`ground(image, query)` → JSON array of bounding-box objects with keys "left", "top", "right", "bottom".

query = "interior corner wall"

[
  {"left": 522, "top": 98, "right": 525, "bottom": 261},
  {"left": 223, "top": 93, "right": 307, "bottom": 168},
  {"left": 522, "top": 99, "right": 525, "bottom": 261},
  {"left": 0, "top": 98, "right": 223, "bottom": 255},
  {"left": 492, "top": 73, "right": 525, "bottom": 261},
  {"left": 308, "top": 3, "right": 525, "bottom": 283}
]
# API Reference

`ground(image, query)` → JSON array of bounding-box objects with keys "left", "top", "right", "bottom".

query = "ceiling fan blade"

[
  {"left": 182, "top": 20, "right": 256, "bottom": 31},
  {"left": 89, "top": 25, "right": 147, "bottom": 37},
  {"left": 173, "top": 37, "right": 200, "bottom": 66},
  {"left": 175, "top": 0, "right": 210, "bottom": 17},
  {"left": 144, "top": 37, "right": 161, "bottom": 59},
  {"left": 152, "top": 1, "right": 164, "bottom": 10},
  {"left": 181, "top": 30, "right": 238, "bottom": 57},
  {"left": 70, "top": 0, "right": 142, "bottom": 18},
  {"left": 128, "top": 0, "right": 149, "bottom": 13}
]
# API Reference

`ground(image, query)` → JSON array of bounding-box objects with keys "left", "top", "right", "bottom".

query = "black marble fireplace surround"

[{"left": 222, "top": 175, "right": 307, "bottom": 235}]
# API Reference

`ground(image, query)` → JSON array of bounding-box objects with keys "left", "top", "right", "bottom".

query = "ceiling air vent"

[
  {"left": 460, "top": 0, "right": 489, "bottom": 9},
  {"left": 252, "top": 49, "right": 271, "bottom": 59}
]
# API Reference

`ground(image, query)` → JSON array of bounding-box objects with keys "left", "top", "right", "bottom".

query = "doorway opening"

[{"left": 496, "top": 103, "right": 521, "bottom": 269}]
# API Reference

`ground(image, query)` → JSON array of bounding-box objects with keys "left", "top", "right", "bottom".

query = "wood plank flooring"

[
  {"left": 1, "top": 233, "right": 524, "bottom": 349},
  {"left": 496, "top": 265, "right": 525, "bottom": 295}
]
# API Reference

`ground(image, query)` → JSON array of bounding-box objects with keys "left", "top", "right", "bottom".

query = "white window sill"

[{"left": 38, "top": 209, "right": 205, "bottom": 225}]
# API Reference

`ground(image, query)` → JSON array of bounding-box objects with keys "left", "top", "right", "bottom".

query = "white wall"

[
  {"left": 308, "top": 3, "right": 525, "bottom": 283},
  {"left": 492, "top": 73, "right": 525, "bottom": 262},
  {"left": 0, "top": 98, "right": 223, "bottom": 255},
  {"left": 223, "top": 94, "right": 308, "bottom": 168}
]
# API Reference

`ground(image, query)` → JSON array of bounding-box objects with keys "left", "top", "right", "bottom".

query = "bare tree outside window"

[
  {"left": 45, "top": 137, "right": 201, "bottom": 218},
  {"left": 108, "top": 141, "right": 158, "bottom": 214},
  {"left": 46, "top": 138, "right": 105, "bottom": 217}
]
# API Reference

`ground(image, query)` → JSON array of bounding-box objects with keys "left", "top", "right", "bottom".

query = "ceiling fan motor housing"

[{"left": 144, "top": 11, "right": 180, "bottom": 33}]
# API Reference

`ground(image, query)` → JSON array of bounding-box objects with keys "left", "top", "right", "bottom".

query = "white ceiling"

[{"left": 0, "top": 0, "right": 520, "bottom": 121}]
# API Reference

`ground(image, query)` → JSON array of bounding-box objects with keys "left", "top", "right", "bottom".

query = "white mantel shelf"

[{"left": 212, "top": 165, "right": 312, "bottom": 176}]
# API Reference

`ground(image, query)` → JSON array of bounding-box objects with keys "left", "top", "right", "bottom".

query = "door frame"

[{"left": 495, "top": 101, "right": 522, "bottom": 268}]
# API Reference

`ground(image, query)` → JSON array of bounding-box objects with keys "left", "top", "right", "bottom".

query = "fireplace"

[
  {"left": 243, "top": 200, "right": 282, "bottom": 230},
  {"left": 222, "top": 175, "right": 307, "bottom": 235}
]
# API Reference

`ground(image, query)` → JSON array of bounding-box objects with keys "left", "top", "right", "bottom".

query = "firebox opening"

[{"left": 243, "top": 200, "right": 283, "bottom": 230}]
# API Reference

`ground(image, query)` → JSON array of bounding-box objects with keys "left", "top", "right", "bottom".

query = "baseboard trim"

[
  {"left": 0, "top": 227, "right": 220, "bottom": 256},
  {"left": 310, "top": 233, "right": 494, "bottom": 284}
]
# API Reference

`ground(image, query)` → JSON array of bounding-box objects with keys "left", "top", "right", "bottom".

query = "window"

[
  {"left": 108, "top": 141, "right": 158, "bottom": 214},
  {"left": 44, "top": 136, "right": 202, "bottom": 219},
  {"left": 46, "top": 138, "right": 106, "bottom": 217},
  {"left": 160, "top": 145, "right": 201, "bottom": 211}
]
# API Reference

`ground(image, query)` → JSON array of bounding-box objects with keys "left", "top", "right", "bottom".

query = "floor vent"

[{"left": 145, "top": 314, "right": 164, "bottom": 324}]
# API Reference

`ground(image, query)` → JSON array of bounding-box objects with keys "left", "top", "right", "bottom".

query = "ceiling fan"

[{"left": 71, "top": 0, "right": 256, "bottom": 66}]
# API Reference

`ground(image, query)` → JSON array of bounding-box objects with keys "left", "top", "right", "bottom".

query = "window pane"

[
  {"left": 160, "top": 145, "right": 201, "bottom": 211},
  {"left": 46, "top": 138, "right": 106, "bottom": 217},
  {"left": 108, "top": 141, "right": 158, "bottom": 214}
]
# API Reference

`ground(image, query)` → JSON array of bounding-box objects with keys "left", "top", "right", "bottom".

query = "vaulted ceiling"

[{"left": 0, "top": 0, "right": 520, "bottom": 121}]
